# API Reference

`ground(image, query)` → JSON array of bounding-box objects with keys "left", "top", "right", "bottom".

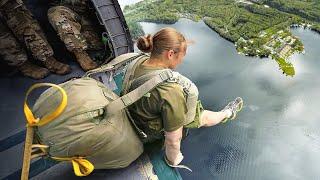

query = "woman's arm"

[
  {"left": 164, "top": 127, "right": 184, "bottom": 165},
  {"left": 163, "top": 110, "right": 231, "bottom": 165}
]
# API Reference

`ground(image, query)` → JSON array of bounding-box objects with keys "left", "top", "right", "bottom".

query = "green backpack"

[{"left": 23, "top": 52, "right": 176, "bottom": 177}]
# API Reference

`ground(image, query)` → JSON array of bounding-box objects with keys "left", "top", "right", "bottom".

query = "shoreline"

[{"left": 130, "top": 15, "right": 316, "bottom": 76}]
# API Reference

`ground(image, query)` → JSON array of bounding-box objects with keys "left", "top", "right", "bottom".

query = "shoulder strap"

[
  {"left": 130, "top": 69, "right": 173, "bottom": 90},
  {"left": 121, "top": 53, "right": 150, "bottom": 96},
  {"left": 104, "top": 69, "right": 173, "bottom": 115},
  {"left": 107, "top": 52, "right": 143, "bottom": 67},
  {"left": 132, "top": 70, "right": 195, "bottom": 91},
  {"left": 84, "top": 52, "right": 147, "bottom": 77}
]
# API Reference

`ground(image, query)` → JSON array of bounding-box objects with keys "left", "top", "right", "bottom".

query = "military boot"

[
  {"left": 43, "top": 56, "right": 71, "bottom": 75},
  {"left": 18, "top": 61, "right": 50, "bottom": 79},
  {"left": 72, "top": 50, "right": 98, "bottom": 71}
]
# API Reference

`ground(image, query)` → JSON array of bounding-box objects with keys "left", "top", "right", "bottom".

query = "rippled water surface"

[{"left": 138, "top": 18, "right": 320, "bottom": 180}]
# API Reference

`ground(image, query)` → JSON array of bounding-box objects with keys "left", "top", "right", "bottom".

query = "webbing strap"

[
  {"left": 24, "top": 83, "right": 67, "bottom": 126},
  {"left": 21, "top": 126, "right": 34, "bottom": 180},
  {"left": 107, "top": 52, "right": 142, "bottom": 67},
  {"left": 22, "top": 83, "right": 68, "bottom": 180},
  {"left": 130, "top": 69, "right": 172, "bottom": 90},
  {"left": 105, "top": 69, "right": 173, "bottom": 114},
  {"left": 132, "top": 70, "right": 200, "bottom": 126},
  {"left": 51, "top": 157, "right": 94, "bottom": 177},
  {"left": 121, "top": 54, "right": 150, "bottom": 95},
  {"left": 84, "top": 53, "right": 146, "bottom": 77},
  {"left": 21, "top": 83, "right": 94, "bottom": 179}
]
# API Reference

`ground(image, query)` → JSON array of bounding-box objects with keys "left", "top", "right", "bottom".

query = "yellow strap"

[
  {"left": 21, "top": 126, "right": 34, "bottom": 180},
  {"left": 21, "top": 83, "right": 68, "bottom": 179},
  {"left": 23, "top": 83, "right": 67, "bottom": 126},
  {"left": 31, "top": 152, "right": 47, "bottom": 159},
  {"left": 31, "top": 144, "right": 49, "bottom": 149},
  {"left": 72, "top": 159, "right": 94, "bottom": 176},
  {"left": 52, "top": 157, "right": 94, "bottom": 176},
  {"left": 22, "top": 82, "right": 94, "bottom": 177}
]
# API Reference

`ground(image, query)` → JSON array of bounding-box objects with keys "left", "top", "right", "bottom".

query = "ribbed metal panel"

[{"left": 91, "top": 0, "right": 134, "bottom": 61}]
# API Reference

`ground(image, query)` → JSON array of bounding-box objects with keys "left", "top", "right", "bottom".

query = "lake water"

[{"left": 138, "top": 18, "right": 320, "bottom": 180}]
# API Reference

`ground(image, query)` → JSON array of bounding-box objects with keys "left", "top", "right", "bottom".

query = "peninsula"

[{"left": 123, "top": 0, "right": 320, "bottom": 76}]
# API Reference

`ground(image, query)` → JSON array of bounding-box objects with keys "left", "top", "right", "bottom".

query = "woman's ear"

[{"left": 168, "top": 50, "right": 175, "bottom": 59}]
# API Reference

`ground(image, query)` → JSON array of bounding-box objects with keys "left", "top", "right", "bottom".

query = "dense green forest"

[
  {"left": 262, "top": 0, "right": 320, "bottom": 23},
  {"left": 123, "top": 0, "right": 320, "bottom": 76}
]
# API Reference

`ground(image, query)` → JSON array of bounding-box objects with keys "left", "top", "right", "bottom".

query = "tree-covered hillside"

[
  {"left": 123, "top": 0, "right": 320, "bottom": 76},
  {"left": 262, "top": 0, "right": 320, "bottom": 24}
]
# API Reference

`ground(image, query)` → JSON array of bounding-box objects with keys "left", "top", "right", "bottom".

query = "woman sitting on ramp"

[{"left": 128, "top": 27, "right": 243, "bottom": 168}]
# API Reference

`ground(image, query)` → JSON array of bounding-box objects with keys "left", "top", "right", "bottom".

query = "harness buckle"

[
  {"left": 166, "top": 71, "right": 179, "bottom": 83},
  {"left": 167, "top": 77, "right": 177, "bottom": 83}
]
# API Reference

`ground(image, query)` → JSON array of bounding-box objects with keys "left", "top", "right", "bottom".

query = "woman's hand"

[{"left": 165, "top": 151, "right": 184, "bottom": 166}]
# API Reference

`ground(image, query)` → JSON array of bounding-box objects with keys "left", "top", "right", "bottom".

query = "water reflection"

[{"left": 138, "top": 18, "right": 320, "bottom": 180}]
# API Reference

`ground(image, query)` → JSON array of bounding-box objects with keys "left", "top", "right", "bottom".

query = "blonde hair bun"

[{"left": 137, "top": 34, "right": 153, "bottom": 53}]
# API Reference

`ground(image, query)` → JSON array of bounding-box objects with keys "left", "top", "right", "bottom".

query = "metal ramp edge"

[{"left": 91, "top": 0, "right": 134, "bottom": 59}]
